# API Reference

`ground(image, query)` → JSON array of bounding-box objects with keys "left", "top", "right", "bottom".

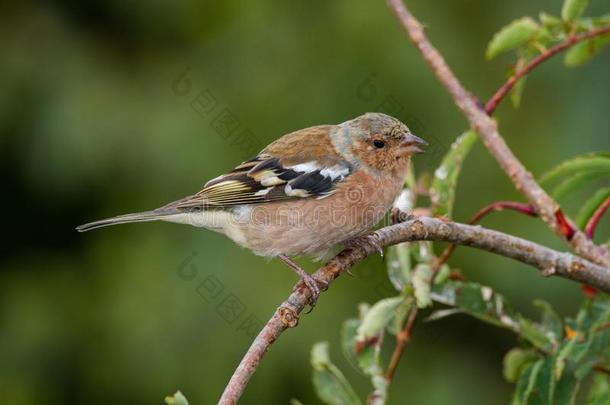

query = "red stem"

[
  {"left": 485, "top": 26, "right": 610, "bottom": 114},
  {"left": 385, "top": 308, "right": 418, "bottom": 382},
  {"left": 468, "top": 201, "right": 537, "bottom": 224},
  {"left": 586, "top": 197, "right": 610, "bottom": 239}
]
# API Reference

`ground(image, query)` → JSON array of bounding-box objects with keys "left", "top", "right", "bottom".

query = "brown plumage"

[{"left": 77, "top": 112, "right": 427, "bottom": 303}]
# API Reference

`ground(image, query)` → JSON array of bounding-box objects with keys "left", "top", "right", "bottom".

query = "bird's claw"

[
  {"left": 345, "top": 234, "right": 384, "bottom": 257},
  {"left": 293, "top": 274, "right": 327, "bottom": 311}
]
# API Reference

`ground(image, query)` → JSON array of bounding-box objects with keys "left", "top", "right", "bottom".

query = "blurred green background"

[{"left": 1, "top": 1, "right": 609, "bottom": 404}]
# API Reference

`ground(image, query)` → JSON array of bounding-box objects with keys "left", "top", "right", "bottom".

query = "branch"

[
  {"left": 387, "top": 202, "right": 535, "bottom": 389},
  {"left": 468, "top": 201, "right": 536, "bottom": 223},
  {"left": 485, "top": 26, "right": 610, "bottom": 114},
  {"left": 218, "top": 217, "right": 610, "bottom": 404},
  {"left": 431, "top": 201, "right": 537, "bottom": 281},
  {"left": 384, "top": 306, "right": 418, "bottom": 382},
  {"left": 586, "top": 197, "right": 610, "bottom": 239},
  {"left": 594, "top": 364, "right": 610, "bottom": 375},
  {"left": 386, "top": 0, "right": 610, "bottom": 267}
]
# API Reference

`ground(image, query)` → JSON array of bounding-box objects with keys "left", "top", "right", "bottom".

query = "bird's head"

[{"left": 337, "top": 112, "right": 427, "bottom": 172}]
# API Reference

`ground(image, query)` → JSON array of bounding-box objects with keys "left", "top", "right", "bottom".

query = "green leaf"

[
  {"left": 387, "top": 300, "right": 412, "bottom": 336},
  {"left": 341, "top": 318, "right": 361, "bottom": 373},
  {"left": 486, "top": 17, "right": 541, "bottom": 59},
  {"left": 534, "top": 299, "right": 564, "bottom": 343},
  {"left": 576, "top": 187, "right": 610, "bottom": 230},
  {"left": 425, "top": 308, "right": 463, "bottom": 322},
  {"left": 590, "top": 298, "right": 610, "bottom": 331},
  {"left": 433, "top": 264, "right": 451, "bottom": 285},
  {"left": 538, "top": 152, "right": 610, "bottom": 185},
  {"left": 430, "top": 130, "right": 478, "bottom": 217},
  {"left": 533, "top": 356, "right": 556, "bottom": 404},
  {"left": 164, "top": 391, "right": 189, "bottom": 405},
  {"left": 553, "top": 298, "right": 610, "bottom": 385},
  {"left": 431, "top": 281, "right": 520, "bottom": 331},
  {"left": 413, "top": 264, "right": 432, "bottom": 308},
  {"left": 513, "top": 360, "right": 544, "bottom": 405},
  {"left": 587, "top": 374, "right": 610, "bottom": 404},
  {"left": 504, "top": 348, "right": 540, "bottom": 383},
  {"left": 386, "top": 242, "right": 411, "bottom": 291},
  {"left": 506, "top": 53, "right": 530, "bottom": 109},
  {"left": 369, "top": 375, "right": 389, "bottom": 405},
  {"left": 539, "top": 12, "right": 563, "bottom": 30},
  {"left": 511, "top": 349, "right": 582, "bottom": 405},
  {"left": 311, "top": 342, "right": 362, "bottom": 405},
  {"left": 556, "top": 335, "right": 579, "bottom": 380},
  {"left": 561, "top": 0, "right": 589, "bottom": 22},
  {"left": 358, "top": 303, "right": 371, "bottom": 319},
  {"left": 431, "top": 282, "right": 560, "bottom": 351},
  {"left": 290, "top": 399, "right": 305, "bottom": 405},
  {"left": 552, "top": 171, "right": 610, "bottom": 200},
  {"left": 513, "top": 354, "right": 580, "bottom": 405},
  {"left": 342, "top": 313, "right": 385, "bottom": 377},
  {"left": 565, "top": 36, "right": 610, "bottom": 67},
  {"left": 554, "top": 373, "right": 581, "bottom": 405},
  {"left": 405, "top": 159, "right": 417, "bottom": 190},
  {"left": 519, "top": 318, "right": 553, "bottom": 351},
  {"left": 511, "top": 76, "right": 527, "bottom": 108},
  {"left": 356, "top": 297, "right": 404, "bottom": 341},
  {"left": 592, "top": 14, "right": 610, "bottom": 27},
  {"left": 412, "top": 241, "right": 435, "bottom": 264},
  {"left": 355, "top": 338, "right": 383, "bottom": 377}
]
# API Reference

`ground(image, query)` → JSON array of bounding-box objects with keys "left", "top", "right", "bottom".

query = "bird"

[{"left": 77, "top": 112, "right": 426, "bottom": 303}]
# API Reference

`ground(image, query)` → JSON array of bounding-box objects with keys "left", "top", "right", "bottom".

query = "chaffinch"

[{"left": 78, "top": 112, "right": 426, "bottom": 302}]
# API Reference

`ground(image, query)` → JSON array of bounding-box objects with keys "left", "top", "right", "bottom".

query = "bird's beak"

[{"left": 397, "top": 133, "right": 428, "bottom": 156}]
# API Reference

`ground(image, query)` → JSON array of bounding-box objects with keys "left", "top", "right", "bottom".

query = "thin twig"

[
  {"left": 386, "top": 0, "right": 609, "bottom": 267},
  {"left": 468, "top": 201, "right": 536, "bottom": 223},
  {"left": 431, "top": 201, "right": 537, "bottom": 281},
  {"left": 593, "top": 364, "right": 610, "bottom": 375},
  {"left": 593, "top": 322, "right": 610, "bottom": 333},
  {"left": 385, "top": 307, "right": 418, "bottom": 382},
  {"left": 485, "top": 26, "right": 610, "bottom": 114},
  {"left": 218, "top": 217, "right": 610, "bottom": 404},
  {"left": 585, "top": 197, "right": 610, "bottom": 239}
]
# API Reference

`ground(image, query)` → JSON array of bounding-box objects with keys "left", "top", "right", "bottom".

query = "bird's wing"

[{"left": 167, "top": 126, "right": 354, "bottom": 211}]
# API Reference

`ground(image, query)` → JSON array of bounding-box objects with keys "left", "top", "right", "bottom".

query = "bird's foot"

[
  {"left": 279, "top": 254, "right": 327, "bottom": 310},
  {"left": 344, "top": 234, "right": 384, "bottom": 257},
  {"left": 292, "top": 273, "right": 328, "bottom": 310}
]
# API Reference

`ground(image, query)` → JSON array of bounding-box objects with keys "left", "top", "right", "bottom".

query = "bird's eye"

[{"left": 373, "top": 139, "right": 385, "bottom": 149}]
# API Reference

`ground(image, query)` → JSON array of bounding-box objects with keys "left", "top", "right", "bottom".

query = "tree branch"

[
  {"left": 431, "top": 201, "right": 537, "bottom": 281},
  {"left": 485, "top": 26, "right": 610, "bottom": 114},
  {"left": 386, "top": 0, "right": 610, "bottom": 266},
  {"left": 218, "top": 217, "right": 610, "bottom": 404}
]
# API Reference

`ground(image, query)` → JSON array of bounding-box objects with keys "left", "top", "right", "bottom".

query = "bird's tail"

[{"left": 76, "top": 209, "right": 178, "bottom": 232}]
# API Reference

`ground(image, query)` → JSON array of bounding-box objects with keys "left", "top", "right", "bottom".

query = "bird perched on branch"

[{"left": 77, "top": 112, "right": 426, "bottom": 303}]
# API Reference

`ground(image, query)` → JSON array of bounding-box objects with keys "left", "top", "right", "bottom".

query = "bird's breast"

[{"left": 221, "top": 169, "right": 406, "bottom": 258}]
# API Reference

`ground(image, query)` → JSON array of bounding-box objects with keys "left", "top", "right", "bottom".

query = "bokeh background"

[{"left": 1, "top": 1, "right": 609, "bottom": 404}]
